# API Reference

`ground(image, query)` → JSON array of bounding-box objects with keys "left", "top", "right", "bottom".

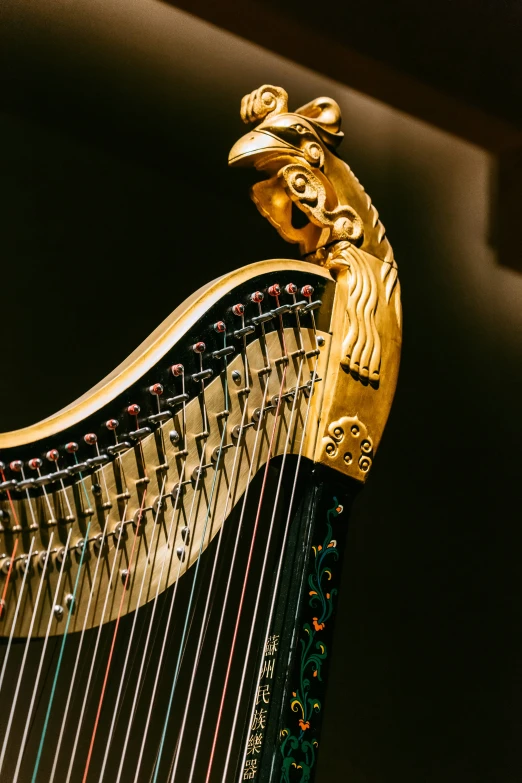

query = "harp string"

[
  {"left": 0, "top": 531, "right": 55, "bottom": 778},
  {"left": 166, "top": 302, "right": 274, "bottom": 782},
  {"left": 0, "top": 468, "right": 35, "bottom": 767},
  {"left": 130, "top": 460, "right": 192, "bottom": 783},
  {"left": 185, "top": 380, "right": 271, "bottom": 782},
  {"left": 12, "top": 525, "right": 72, "bottom": 783},
  {"left": 110, "top": 395, "right": 203, "bottom": 783},
  {"left": 38, "top": 468, "right": 57, "bottom": 523},
  {"left": 56, "top": 457, "right": 74, "bottom": 520},
  {"left": 203, "top": 302, "right": 290, "bottom": 783},
  {"left": 97, "top": 473, "right": 168, "bottom": 781},
  {"left": 220, "top": 354, "right": 308, "bottom": 781},
  {"left": 236, "top": 312, "right": 320, "bottom": 782},
  {"left": 0, "top": 534, "right": 36, "bottom": 695},
  {"left": 169, "top": 356, "right": 267, "bottom": 781},
  {"left": 0, "top": 541, "right": 17, "bottom": 620},
  {"left": 131, "top": 374, "right": 195, "bottom": 783},
  {"left": 0, "top": 466, "right": 22, "bottom": 619},
  {"left": 150, "top": 335, "right": 233, "bottom": 783},
  {"left": 19, "top": 464, "right": 39, "bottom": 529},
  {"left": 31, "top": 458, "right": 94, "bottom": 782},
  {"left": 173, "top": 279, "right": 275, "bottom": 783},
  {"left": 0, "top": 297, "right": 320, "bottom": 779},
  {"left": 48, "top": 513, "right": 114, "bottom": 781},
  {"left": 219, "top": 297, "right": 309, "bottom": 782},
  {"left": 65, "top": 510, "right": 130, "bottom": 783},
  {"left": 115, "top": 342, "right": 235, "bottom": 783},
  {"left": 112, "top": 465, "right": 190, "bottom": 783},
  {"left": 81, "top": 484, "right": 148, "bottom": 783},
  {"left": 180, "top": 299, "right": 284, "bottom": 783},
  {"left": 0, "top": 436, "right": 126, "bottom": 779},
  {"left": 94, "top": 439, "right": 112, "bottom": 508},
  {"left": 48, "top": 453, "right": 129, "bottom": 783},
  {"left": 134, "top": 339, "right": 258, "bottom": 783},
  {"left": 79, "top": 400, "right": 153, "bottom": 779}
]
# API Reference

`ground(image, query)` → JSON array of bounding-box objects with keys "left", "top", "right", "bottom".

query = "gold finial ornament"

[{"left": 230, "top": 85, "right": 402, "bottom": 481}]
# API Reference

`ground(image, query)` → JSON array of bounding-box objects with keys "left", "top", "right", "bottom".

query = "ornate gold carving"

[
  {"left": 229, "top": 86, "right": 403, "bottom": 482},
  {"left": 280, "top": 163, "right": 363, "bottom": 245},
  {"left": 229, "top": 85, "right": 399, "bottom": 301},
  {"left": 323, "top": 242, "right": 381, "bottom": 382},
  {"left": 240, "top": 84, "right": 289, "bottom": 124},
  {"left": 321, "top": 415, "right": 373, "bottom": 478}
]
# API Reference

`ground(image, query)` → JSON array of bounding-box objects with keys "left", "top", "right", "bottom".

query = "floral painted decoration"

[{"left": 280, "top": 498, "right": 344, "bottom": 782}]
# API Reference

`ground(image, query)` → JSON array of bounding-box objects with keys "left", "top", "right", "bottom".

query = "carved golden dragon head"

[
  {"left": 229, "top": 85, "right": 401, "bottom": 375},
  {"left": 230, "top": 85, "right": 402, "bottom": 479},
  {"left": 229, "top": 85, "right": 398, "bottom": 288}
]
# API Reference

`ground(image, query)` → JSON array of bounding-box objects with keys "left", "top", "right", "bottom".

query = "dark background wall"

[{"left": 0, "top": 1, "right": 521, "bottom": 781}]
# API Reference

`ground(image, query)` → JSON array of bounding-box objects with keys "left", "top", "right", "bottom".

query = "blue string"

[{"left": 31, "top": 459, "right": 92, "bottom": 782}]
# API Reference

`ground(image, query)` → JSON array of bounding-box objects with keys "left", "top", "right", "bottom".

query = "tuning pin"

[
  {"left": 84, "top": 433, "right": 98, "bottom": 446},
  {"left": 232, "top": 304, "right": 245, "bottom": 316},
  {"left": 149, "top": 384, "right": 164, "bottom": 396},
  {"left": 127, "top": 404, "right": 140, "bottom": 416},
  {"left": 268, "top": 284, "right": 281, "bottom": 297},
  {"left": 171, "top": 364, "right": 184, "bottom": 376},
  {"left": 9, "top": 460, "right": 23, "bottom": 473},
  {"left": 285, "top": 283, "right": 298, "bottom": 295},
  {"left": 214, "top": 321, "right": 226, "bottom": 333},
  {"left": 66, "top": 442, "right": 79, "bottom": 453},
  {"left": 46, "top": 449, "right": 60, "bottom": 462},
  {"left": 251, "top": 291, "right": 264, "bottom": 303},
  {"left": 106, "top": 419, "right": 119, "bottom": 430},
  {"left": 28, "top": 458, "right": 42, "bottom": 470},
  {"left": 301, "top": 284, "right": 314, "bottom": 298},
  {"left": 193, "top": 342, "right": 206, "bottom": 354}
]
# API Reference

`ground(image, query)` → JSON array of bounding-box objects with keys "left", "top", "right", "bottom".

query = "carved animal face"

[
  {"left": 229, "top": 113, "right": 341, "bottom": 253},
  {"left": 228, "top": 86, "right": 398, "bottom": 275},
  {"left": 229, "top": 112, "right": 326, "bottom": 172}
]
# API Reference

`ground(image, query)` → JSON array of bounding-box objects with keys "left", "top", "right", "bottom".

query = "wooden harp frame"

[{"left": 0, "top": 84, "right": 401, "bottom": 783}]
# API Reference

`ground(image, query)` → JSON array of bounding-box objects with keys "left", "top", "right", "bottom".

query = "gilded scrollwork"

[
  {"left": 321, "top": 415, "right": 373, "bottom": 478},
  {"left": 240, "top": 84, "right": 289, "bottom": 125},
  {"left": 280, "top": 163, "right": 364, "bottom": 244}
]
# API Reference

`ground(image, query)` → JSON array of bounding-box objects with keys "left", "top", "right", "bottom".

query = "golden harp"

[{"left": 0, "top": 84, "right": 401, "bottom": 782}]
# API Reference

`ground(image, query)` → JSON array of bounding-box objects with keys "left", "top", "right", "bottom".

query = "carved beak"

[{"left": 228, "top": 129, "right": 293, "bottom": 168}]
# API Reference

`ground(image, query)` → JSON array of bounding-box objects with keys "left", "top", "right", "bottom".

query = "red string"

[
  {"left": 81, "top": 487, "right": 147, "bottom": 783},
  {"left": 0, "top": 469, "right": 20, "bottom": 618},
  {"left": 204, "top": 312, "right": 288, "bottom": 782}
]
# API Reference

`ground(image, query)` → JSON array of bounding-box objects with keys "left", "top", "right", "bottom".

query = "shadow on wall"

[{"left": 0, "top": 1, "right": 521, "bottom": 782}]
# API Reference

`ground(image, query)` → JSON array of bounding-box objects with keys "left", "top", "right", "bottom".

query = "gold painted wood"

[
  {"left": 0, "top": 259, "right": 331, "bottom": 450},
  {"left": 0, "top": 323, "right": 330, "bottom": 638},
  {"left": 229, "top": 85, "right": 402, "bottom": 482},
  {"left": 314, "top": 243, "right": 401, "bottom": 476}
]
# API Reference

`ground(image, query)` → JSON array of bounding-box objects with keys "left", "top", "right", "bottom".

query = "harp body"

[{"left": 0, "top": 86, "right": 401, "bottom": 782}]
